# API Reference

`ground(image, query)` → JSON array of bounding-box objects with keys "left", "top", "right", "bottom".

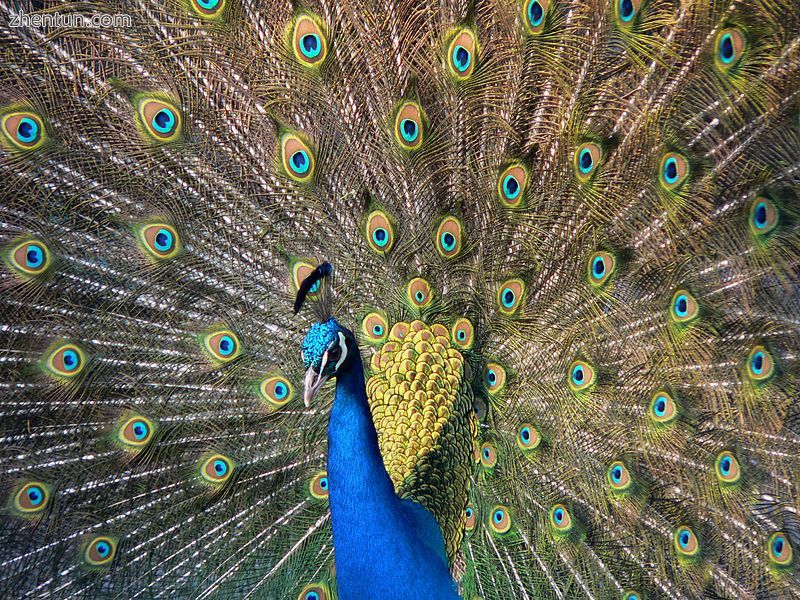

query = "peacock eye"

[
  {"left": 484, "top": 363, "right": 507, "bottom": 395},
  {"left": 616, "top": 0, "right": 641, "bottom": 28},
  {"left": 407, "top": 277, "right": 433, "bottom": 309},
  {"left": 6, "top": 238, "right": 52, "bottom": 279},
  {"left": 292, "top": 15, "right": 328, "bottom": 67},
  {"left": 715, "top": 450, "right": 741, "bottom": 485},
  {"left": 673, "top": 525, "right": 700, "bottom": 558},
  {"left": 574, "top": 142, "right": 602, "bottom": 181},
  {"left": 118, "top": 415, "right": 156, "bottom": 449},
  {"left": 13, "top": 481, "right": 50, "bottom": 515},
  {"left": 746, "top": 344, "right": 774, "bottom": 382},
  {"left": 137, "top": 97, "right": 182, "bottom": 143},
  {"left": 43, "top": 342, "right": 87, "bottom": 379},
  {"left": 524, "top": 0, "right": 549, "bottom": 33},
  {"left": 480, "top": 442, "right": 498, "bottom": 468},
  {"left": 607, "top": 461, "right": 632, "bottom": 493},
  {"left": 517, "top": 423, "right": 541, "bottom": 450},
  {"left": 450, "top": 317, "right": 474, "bottom": 350},
  {"left": 137, "top": 223, "right": 180, "bottom": 260},
  {"left": 394, "top": 101, "right": 425, "bottom": 150},
  {"left": 365, "top": 210, "right": 396, "bottom": 253},
  {"left": 489, "top": 506, "right": 512, "bottom": 534},
  {"left": 447, "top": 28, "right": 477, "bottom": 80},
  {"left": 202, "top": 329, "right": 241, "bottom": 363},
  {"left": 670, "top": 289, "right": 699, "bottom": 323},
  {"left": 649, "top": 390, "right": 678, "bottom": 424},
  {"left": 623, "top": 592, "right": 640, "bottom": 600},
  {"left": 659, "top": 152, "right": 690, "bottom": 190},
  {"left": 497, "top": 164, "right": 528, "bottom": 207},
  {"left": 768, "top": 532, "right": 793, "bottom": 567},
  {"left": 587, "top": 251, "right": 615, "bottom": 286},
  {"left": 436, "top": 216, "right": 464, "bottom": 258},
  {"left": 259, "top": 374, "right": 294, "bottom": 410},
  {"left": 361, "top": 312, "right": 389, "bottom": 344},
  {"left": 749, "top": 197, "right": 778, "bottom": 237},
  {"left": 497, "top": 278, "right": 525, "bottom": 315},
  {"left": 715, "top": 28, "right": 746, "bottom": 71},
  {"left": 84, "top": 536, "right": 117, "bottom": 567},
  {"left": 465, "top": 504, "right": 476, "bottom": 531},
  {"left": 298, "top": 584, "right": 330, "bottom": 600},
  {"left": 281, "top": 134, "right": 316, "bottom": 183},
  {"left": 200, "top": 453, "right": 234, "bottom": 485},
  {"left": 549, "top": 503, "right": 573, "bottom": 533},
  {"left": 309, "top": 471, "right": 329, "bottom": 500},
  {"left": 568, "top": 360, "right": 595, "bottom": 393},
  {"left": 1, "top": 110, "right": 46, "bottom": 151},
  {"left": 190, "top": 0, "right": 225, "bottom": 18}
]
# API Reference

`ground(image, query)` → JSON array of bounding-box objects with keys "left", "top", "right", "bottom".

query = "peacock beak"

[{"left": 303, "top": 367, "right": 330, "bottom": 407}]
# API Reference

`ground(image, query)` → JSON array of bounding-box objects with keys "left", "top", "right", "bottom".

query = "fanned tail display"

[{"left": 1, "top": 0, "right": 799, "bottom": 597}]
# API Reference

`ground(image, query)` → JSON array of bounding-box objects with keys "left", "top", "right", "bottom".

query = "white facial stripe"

[
  {"left": 335, "top": 332, "right": 348, "bottom": 370},
  {"left": 319, "top": 350, "right": 329, "bottom": 375}
]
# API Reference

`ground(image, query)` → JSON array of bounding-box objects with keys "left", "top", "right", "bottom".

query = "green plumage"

[{"left": 1, "top": 0, "right": 799, "bottom": 598}]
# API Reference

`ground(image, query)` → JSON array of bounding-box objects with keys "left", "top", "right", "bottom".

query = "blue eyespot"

[
  {"left": 674, "top": 294, "right": 688, "bottom": 317},
  {"left": 611, "top": 465, "right": 623, "bottom": 483},
  {"left": 571, "top": 365, "right": 584, "bottom": 385},
  {"left": 152, "top": 108, "right": 176, "bottom": 134},
  {"left": 486, "top": 369, "right": 497, "bottom": 386},
  {"left": 306, "top": 592, "right": 319, "bottom": 600},
  {"left": 754, "top": 201, "right": 768, "bottom": 229},
  {"left": 300, "top": 34, "right": 322, "bottom": 59},
  {"left": 457, "top": 330, "right": 466, "bottom": 341},
  {"left": 719, "top": 34, "right": 734, "bottom": 63},
  {"left": 592, "top": 256, "right": 605, "bottom": 278},
  {"left": 132, "top": 420, "right": 149, "bottom": 441},
  {"left": 719, "top": 456, "right": 731, "bottom": 475},
  {"left": 751, "top": 351, "right": 764, "bottom": 374},
  {"left": 774, "top": 537, "right": 785, "bottom": 555},
  {"left": 494, "top": 509, "right": 504, "bottom": 523},
  {"left": 501, "top": 289, "right": 515, "bottom": 308},
  {"left": 528, "top": 0, "right": 545, "bottom": 26},
  {"left": 663, "top": 157, "right": 679, "bottom": 184},
  {"left": 483, "top": 447, "right": 491, "bottom": 460},
  {"left": 218, "top": 335, "right": 235, "bottom": 357},
  {"left": 465, "top": 507, "right": 473, "bottom": 517},
  {"left": 27, "top": 486, "right": 44, "bottom": 506},
  {"left": 440, "top": 232, "right": 456, "bottom": 252},
  {"left": 372, "top": 227, "right": 389, "bottom": 248},
  {"left": 554, "top": 508, "right": 564, "bottom": 524},
  {"left": 400, "top": 118, "right": 418, "bottom": 143},
  {"left": 579, "top": 148, "right": 593, "bottom": 173},
  {"left": 198, "top": 0, "right": 220, "bottom": 8},
  {"left": 679, "top": 529, "right": 690, "bottom": 548},
  {"left": 654, "top": 396, "right": 667, "bottom": 416},
  {"left": 25, "top": 244, "right": 44, "bottom": 269},
  {"left": 213, "top": 459, "right": 228, "bottom": 476},
  {"left": 319, "top": 477, "right": 328, "bottom": 489},
  {"left": 452, "top": 45, "right": 471, "bottom": 72},
  {"left": 415, "top": 291, "right": 424, "bottom": 302},
  {"left": 274, "top": 382, "right": 288, "bottom": 400},
  {"left": 372, "top": 324, "right": 384, "bottom": 336},
  {"left": 154, "top": 228, "right": 174, "bottom": 253},
  {"left": 502, "top": 175, "right": 520, "bottom": 200},
  {"left": 96, "top": 541, "right": 111, "bottom": 558},
  {"left": 62, "top": 349, "right": 79, "bottom": 371},
  {"left": 520, "top": 427, "right": 531, "bottom": 441},
  {"left": 16, "top": 117, "right": 39, "bottom": 143},
  {"left": 619, "top": 0, "right": 634, "bottom": 21},
  {"left": 291, "top": 150, "right": 310, "bottom": 174}
]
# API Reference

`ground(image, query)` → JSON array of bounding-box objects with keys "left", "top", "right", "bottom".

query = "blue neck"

[{"left": 327, "top": 351, "right": 459, "bottom": 599}]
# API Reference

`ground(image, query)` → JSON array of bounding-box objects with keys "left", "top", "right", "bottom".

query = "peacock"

[{"left": 1, "top": 0, "right": 799, "bottom": 597}]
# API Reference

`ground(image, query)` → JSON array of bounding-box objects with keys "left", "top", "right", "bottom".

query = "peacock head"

[{"left": 301, "top": 318, "right": 357, "bottom": 407}]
